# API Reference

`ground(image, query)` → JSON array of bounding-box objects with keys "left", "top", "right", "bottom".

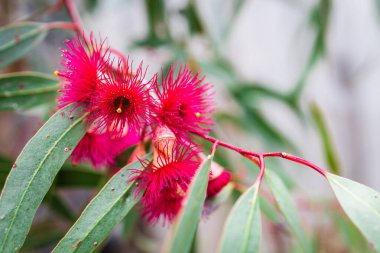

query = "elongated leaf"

[
  {"left": 53, "top": 156, "right": 150, "bottom": 253},
  {"left": 259, "top": 196, "right": 280, "bottom": 223},
  {"left": 265, "top": 170, "right": 310, "bottom": 252},
  {"left": 218, "top": 183, "right": 261, "bottom": 253},
  {"left": 327, "top": 173, "right": 380, "bottom": 252},
  {"left": 310, "top": 103, "right": 341, "bottom": 174},
  {"left": 45, "top": 191, "right": 76, "bottom": 222},
  {"left": 163, "top": 155, "right": 213, "bottom": 253},
  {"left": 0, "top": 22, "right": 48, "bottom": 68},
  {"left": 0, "top": 71, "right": 58, "bottom": 110},
  {"left": 0, "top": 105, "right": 87, "bottom": 253}
]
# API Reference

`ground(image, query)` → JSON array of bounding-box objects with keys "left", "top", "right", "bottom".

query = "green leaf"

[
  {"left": 45, "top": 190, "right": 76, "bottom": 222},
  {"left": 22, "top": 221, "right": 65, "bottom": 251},
  {"left": 218, "top": 183, "right": 261, "bottom": 253},
  {"left": 52, "top": 156, "right": 151, "bottom": 253},
  {"left": 310, "top": 102, "right": 341, "bottom": 174},
  {"left": 259, "top": 196, "right": 280, "bottom": 223},
  {"left": 0, "top": 22, "right": 48, "bottom": 68},
  {"left": 163, "top": 155, "right": 213, "bottom": 253},
  {"left": 327, "top": 173, "right": 380, "bottom": 252},
  {"left": 55, "top": 164, "right": 105, "bottom": 188},
  {"left": 265, "top": 170, "right": 310, "bottom": 252},
  {"left": 0, "top": 71, "right": 58, "bottom": 110},
  {"left": 0, "top": 105, "right": 87, "bottom": 253}
]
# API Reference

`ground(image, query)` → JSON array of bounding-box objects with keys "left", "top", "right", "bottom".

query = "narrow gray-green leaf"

[
  {"left": 0, "top": 71, "right": 58, "bottom": 110},
  {"left": 0, "top": 105, "right": 87, "bottom": 253},
  {"left": 53, "top": 155, "right": 151, "bottom": 253},
  {"left": 163, "top": 155, "right": 213, "bottom": 253},
  {"left": 327, "top": 173, "right": 380, "bottom": 252},
  {"left": 265, "top": 170, "right": 310, "bottom": 252},
  {"left": 310, "top": 102, "right": 341, "bottom": 174},
  {"left": 0, "top": 22, "right": 48, "bottom": 68},
  {"left": 259, "top": 196, "right": 280, "bottom": 223},
  {"left": 219, "top": 183, "right": 261, "bottom": 253}
]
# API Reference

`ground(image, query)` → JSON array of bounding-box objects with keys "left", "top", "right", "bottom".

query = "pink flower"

[
  {"left": 131, "top": 125, "right": 200, "bottom": 223},
  {"left": 153, "top": 65, "right": 214, "bottom": 141},
  {"left": 71, "top": 128, "right": 138, "bottom": 169},
  {"left": 57, "top": 34, "right": 111, "bottom": 109},
  {"left": 207, "top": 170, "right": 231, "bottom": 198},
  {"left": 89, "top": 61, "right": 154, "bottom": 136}
]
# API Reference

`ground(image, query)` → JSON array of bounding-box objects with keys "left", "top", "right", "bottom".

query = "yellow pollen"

[
  {"left": 53, "top": 70, "right": 59, "bottom": 76},
  {"left": 116, "top": 108, "right": 122, "bottom": 114},
  {"left": 195, "top": 112, "right": 201, "bottom": 118}
]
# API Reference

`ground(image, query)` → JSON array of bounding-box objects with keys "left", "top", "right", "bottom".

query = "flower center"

[
  {"left": 114, "top": 96, "right": 130, "bottom": 114},
  {"left": 179, "top": 104, "right": 187, "bottom": 117}
]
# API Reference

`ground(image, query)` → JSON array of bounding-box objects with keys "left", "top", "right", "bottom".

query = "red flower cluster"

[{"left": 57, "top": 34, "right": 230, "bottom": 223}]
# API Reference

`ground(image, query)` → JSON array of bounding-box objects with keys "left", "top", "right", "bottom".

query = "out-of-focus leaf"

[
  {"left": 218, "top": 183, "right": 261, "bottom": 253},
  {"left": 0, "top": 22, "right": 48, "bottom": 68},
  {"left": 22, "top": 221, "right": 65, "bottom": 251},
  {"left": 55, "top": 165, "right": 105, "bottom": 188},
  {"left": 243, "top": 106, "right": 296, "bottom": 150},
  {"left": 265, "top": 170, "right": 311, "bottom": 252},
  {"left": 0, "top": 155, "right": 12, "bottom": 189},
  {"left": 139, "top": 0, "right": 170, "bottom": 47},
  {"left": 0, "top": 105, "right": 87, "bottom": 253},
  {"left": 163, "top": 155, "right": 213, "bottom": 253},
  {"left": 0, "top": 71, "right": 58, "bottom": 110},
  {"left": 45, "top": 190, "right": 76, "bottom": 222},
  {"left": 52, "top": 156, "right": 150, "bottom": 253},
  {"left": 221, "top": 0, "right": 247, "bottom": 39},
  {"left": 332, "top": 212, "right": 375, "bottom": 253},
  {"left": 259, "top": 196, "right": 280, "bottom": 223},
  {"left": 327, "top": 173, "right": 380, "bottom": 252},
  {"left": 85, "top": 0, "right": 99, "bottom": 12},
  {"left": 0, "top": 160, "right": 105, "bottom": 190},
  {"left": 122, "top": 207, "right": 139, "bottom": 238},
  {"left": 291, "top": 0, "right": 331, "bottom": 99},
  {"left": 180, "top": 0, "right": 204, "bottom": 34},
  {"left": 266, "top": 159, "right": 296, "bottom": 190},
  {"left": 310, "top": 103, "right": 341, "bottom": 174}
]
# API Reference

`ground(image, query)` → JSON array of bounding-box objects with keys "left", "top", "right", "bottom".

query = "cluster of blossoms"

[{"left": 56, "top": 34, "right": 231, "bottom": 223}]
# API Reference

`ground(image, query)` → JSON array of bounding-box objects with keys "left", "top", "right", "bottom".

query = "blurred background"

[{"left": 1, "top": 0, "right": 380, "bottom": 252}]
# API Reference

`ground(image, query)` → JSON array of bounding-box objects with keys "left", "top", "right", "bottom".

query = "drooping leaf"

[
  {"left": 265, "top": 170, "right": 311, "bottom": 252},
  {"left": 0, "top": 105, "right": 87, "bottom": 253},
  {"left": 259, "top": 196, "right": 280, "bottom": 223},
  {"left": 0, "top": 22, "right": 48, "bottom": 68},
  {"left": 52, "top": 156, "right": 150, "bottom": 253},
  {"left": 327, "top": 173, "right": 380, "bottom": 252},
  {"left": 0, "top": 71, "right": 58, "bottom": 110},
  {"left": 218, "top": 183, "right": 261, "bottom": 253},
  {"left": 310, "top": 102, "right": 341, "bottom": 174},
  {"left": 163, "top": 155, "right": 213, "bottom": 253}
]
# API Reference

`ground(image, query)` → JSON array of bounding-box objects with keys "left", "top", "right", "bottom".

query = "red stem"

[
  {"left": 256, "top": 155, "right": 265, "bottom": 187},
  {"left": 194, "top": 132, "right": 327, "bottom": 177},
  {"left": 263, "top": 152, "right": 327, "bottom": 177}
]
